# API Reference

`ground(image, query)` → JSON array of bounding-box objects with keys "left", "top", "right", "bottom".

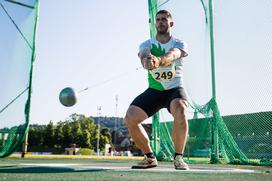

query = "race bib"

[{"left": 151, "top": 66, "right": 176, "bottom": 82}]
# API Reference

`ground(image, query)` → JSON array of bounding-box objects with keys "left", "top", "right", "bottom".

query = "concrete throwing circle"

[{"left": 21, "top": 163, "right": 256, "bottom": 173}]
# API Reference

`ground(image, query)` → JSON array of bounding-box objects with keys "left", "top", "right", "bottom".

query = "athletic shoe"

[
  {"left": 174, "top": 155, "right": 189, "bottom": 170},
  {"left": 131, "top": 155, "right": 158, "bottom": 169}
]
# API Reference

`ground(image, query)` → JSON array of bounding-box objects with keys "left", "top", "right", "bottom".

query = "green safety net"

[
  {"left": 0, "top": 0, "right": 39, "bottom": 157},
  {"left": 148, "top": 0, "right": 272, "bottom": 165}
]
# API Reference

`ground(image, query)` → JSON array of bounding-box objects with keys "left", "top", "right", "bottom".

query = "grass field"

[{"left": 0, "top": 155, "right": 271, "bottom": 181}]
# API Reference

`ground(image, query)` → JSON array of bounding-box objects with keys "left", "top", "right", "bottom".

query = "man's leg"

[
  {"left": 170, "top": 98, "right": 189, "bottom": 170},
  {"left": 125, "top": 105, "right": 158, "bottom": 168},
  {"left": 125, "top": 105, "right": 151, "bottom": 154},
  {"left": 170, "top": 98, "right": 188, "bottom": 153}
]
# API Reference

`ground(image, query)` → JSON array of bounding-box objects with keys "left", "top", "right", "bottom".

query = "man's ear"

[{"left": 170, "top": 21, "right": 174, "bottom": 27}]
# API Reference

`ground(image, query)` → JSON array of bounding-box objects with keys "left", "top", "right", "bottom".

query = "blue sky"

[
  {"left": 1, "top": 0, "right": 272, "bottom": 126},
  {"left": 31, "top": 0, "right": 151, "bottom": 124}
]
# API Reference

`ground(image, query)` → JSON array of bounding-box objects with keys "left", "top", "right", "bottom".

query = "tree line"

[{"left": 28, "top": 113, "right": 112, "bottom": 153}]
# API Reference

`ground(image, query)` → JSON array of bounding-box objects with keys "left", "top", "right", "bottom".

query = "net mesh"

[
  {"left": 148, "top": 0, "right": 272, "bottom": 165},
  {"left": 0, "top": 0, "right": 39, "bottom": 157}
]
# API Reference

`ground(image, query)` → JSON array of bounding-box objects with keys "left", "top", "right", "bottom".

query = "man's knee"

[
  {"left": 124, "top": 108, "right": 135, "bottom": 128},
  {"left": 170, "top": 99, "right": 188, "bottom": 124},
  {"left": 125, "top": 105, "right": 148, "bottom": 128},
  {"left": 171, "top": 99, "right": 188, "bottom": 114}
]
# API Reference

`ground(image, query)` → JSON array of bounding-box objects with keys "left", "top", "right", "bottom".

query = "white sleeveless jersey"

[{"left": 139, "top": 37, "right": 188, "bottom": 91}]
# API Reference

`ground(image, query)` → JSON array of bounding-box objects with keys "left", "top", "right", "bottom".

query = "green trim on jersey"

[
  {"left": 151, "top": 43, "right": 165, "bottom": 56},
  {"left": 148, "top": 43, "right": 166, "bottom": 91}
]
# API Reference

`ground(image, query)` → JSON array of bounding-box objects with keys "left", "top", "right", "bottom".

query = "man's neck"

[{"left": 156, "top": 33, "right": 171, "bottom": 44}]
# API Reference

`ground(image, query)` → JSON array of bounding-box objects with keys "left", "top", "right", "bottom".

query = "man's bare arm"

[
  {"left": 138, "top": 49, "right": 151, "bottom": 65},
  {"left": 138, "top": 48, "right": 187, "bottom": 70},
  {"left": 138, "top": 49, "right": 156, "bottom": 70},
  {"left": 158, "top": 48, "right": 188, "bottom": 66}
]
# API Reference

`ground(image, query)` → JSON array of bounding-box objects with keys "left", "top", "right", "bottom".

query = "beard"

[{"left": 156, "top": 25, "right": 168, "bottom": 35}]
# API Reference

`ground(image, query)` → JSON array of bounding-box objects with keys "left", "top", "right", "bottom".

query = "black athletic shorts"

[{"left": 130, "top": 87, "right": 188, "bottom": 117}]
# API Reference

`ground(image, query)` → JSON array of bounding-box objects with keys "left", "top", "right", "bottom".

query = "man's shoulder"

[
  {"left": 139, "top": 39, "right": 153, "bottom": 49},
  {"left": 171, "top": 37, "right": 188, "bottom": 54},
  {"left": 140, "top": 38, "right": 153, "bottom": 45},
  {"left": 171, "top": 37, "right": 185, "bottom": 44}
]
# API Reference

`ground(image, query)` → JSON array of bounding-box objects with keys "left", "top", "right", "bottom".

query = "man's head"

[{"left": 155, "top": 10, "right": 173, "bottom": 35}]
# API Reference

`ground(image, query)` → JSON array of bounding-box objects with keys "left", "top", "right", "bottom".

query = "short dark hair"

[{"left": 156, "top": 10, "right": 172, "bottom": 19}]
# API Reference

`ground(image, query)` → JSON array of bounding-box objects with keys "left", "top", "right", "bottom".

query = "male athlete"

[{"left": 125, "top": 10, "right": 189, "bottom": 170}]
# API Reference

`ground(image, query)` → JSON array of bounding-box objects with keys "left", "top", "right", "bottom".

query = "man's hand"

[
  {"left": 151, "top": 55, "right": 160, "bottom": 68},
  {"left": 142, "top": 55, "right": 160, "bottom": 70}
]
